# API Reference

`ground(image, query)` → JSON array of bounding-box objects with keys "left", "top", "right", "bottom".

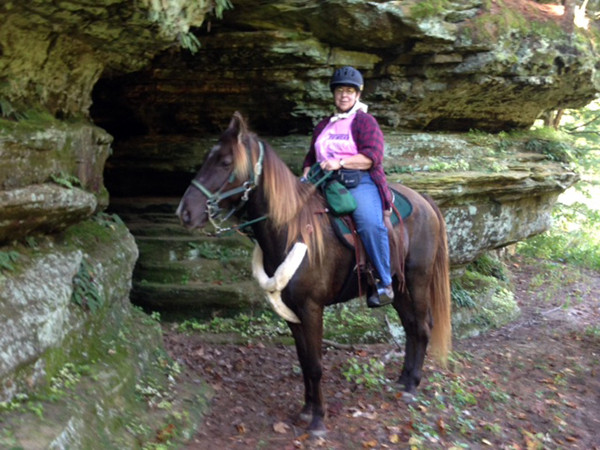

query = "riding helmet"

[{"left": 330, "top": 66, "right": 364, "bottom": 92}]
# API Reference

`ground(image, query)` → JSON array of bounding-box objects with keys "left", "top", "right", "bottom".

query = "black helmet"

[{"left": 330, "top": 66, "right": 364, "bottom": 92}]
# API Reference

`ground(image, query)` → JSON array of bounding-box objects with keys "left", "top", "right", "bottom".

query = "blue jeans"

[{"left": 349, "top": 172, "right": 392, "bottom": 287}]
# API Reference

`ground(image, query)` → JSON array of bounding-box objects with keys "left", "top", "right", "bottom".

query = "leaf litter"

[{"left": 163, "top": 256, "right": 600, "bottom": 449}]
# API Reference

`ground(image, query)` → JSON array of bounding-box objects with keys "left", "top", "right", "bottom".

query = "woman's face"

[{"left": 333, "top": 86, "right": 360, "bottom": 113}]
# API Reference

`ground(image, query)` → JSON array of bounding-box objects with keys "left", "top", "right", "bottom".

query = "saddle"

[{"left": 329, "top": 187, "right": 413, "bottom": 298}]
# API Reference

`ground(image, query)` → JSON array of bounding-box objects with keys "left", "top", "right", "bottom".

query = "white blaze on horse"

[{"left": 176, "top": 112, "right": 452, "bottom": 437}]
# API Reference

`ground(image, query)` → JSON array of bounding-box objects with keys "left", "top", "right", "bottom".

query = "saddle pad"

[{"left": 332, "top": 187, "right": 413, "bottom": 238}]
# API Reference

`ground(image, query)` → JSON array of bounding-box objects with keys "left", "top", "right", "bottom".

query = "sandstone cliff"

[{"left": 0, "top": 1, "right": 598, "bottom": 446}]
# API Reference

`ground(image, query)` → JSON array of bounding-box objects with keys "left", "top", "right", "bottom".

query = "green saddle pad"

[
  {"left": 390, "top": 187, "right": 413, "bottom": 224},
  {"left": 332, "top": 187, "right": 412, "bottom": 235}
]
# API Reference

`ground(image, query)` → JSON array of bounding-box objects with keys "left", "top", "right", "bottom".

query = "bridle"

[{"left": 188, "top": 140, "right": 266, "bottom": 235}]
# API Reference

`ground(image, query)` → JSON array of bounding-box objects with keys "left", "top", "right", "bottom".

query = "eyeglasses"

[{"left": 334, "top": 87, "right": 358, "bottom": 95}]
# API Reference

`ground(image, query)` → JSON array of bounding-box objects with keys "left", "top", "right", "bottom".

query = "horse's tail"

[{"left": 425, "top": 196, "right": 452, "bottom": 367}]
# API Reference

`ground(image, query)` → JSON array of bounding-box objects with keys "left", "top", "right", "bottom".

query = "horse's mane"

[{"left": 228, "top": 124, "right": 328, "bottom": 265}]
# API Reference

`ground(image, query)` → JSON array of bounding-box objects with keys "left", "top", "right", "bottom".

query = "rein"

[{"left": 189, "top": 140, "right": 266, "bottom": 235}]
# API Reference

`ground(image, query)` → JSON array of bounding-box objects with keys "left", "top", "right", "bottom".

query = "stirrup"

[{"left": 367, "top": 286, "right": 394, "bottom": 308}]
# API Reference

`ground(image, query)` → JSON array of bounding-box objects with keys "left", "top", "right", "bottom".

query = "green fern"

[
  {"left": 50, "top": 173, "right": 82, "bottom": 189},
  {"left": 0, "top": 251, "right": 20, "bottom": 272},
  {"left": 71, "top": 259, "right": 103, "bottom": 313}
]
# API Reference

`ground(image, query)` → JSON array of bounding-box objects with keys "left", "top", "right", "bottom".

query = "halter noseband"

[{"left": 189, "top": 140, "right": 265, "bottom": 234}]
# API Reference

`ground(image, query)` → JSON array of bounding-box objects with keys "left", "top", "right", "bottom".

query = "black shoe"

[{"left": 367, "top": 285, "right": 394, "bottom": 308}]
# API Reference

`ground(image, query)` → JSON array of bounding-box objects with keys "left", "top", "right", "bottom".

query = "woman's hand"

[{"left": 319, "top": 159, "right": 342, "bottom": 171}]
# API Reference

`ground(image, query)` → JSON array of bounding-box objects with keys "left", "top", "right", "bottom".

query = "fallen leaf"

[
  {"left": 273, "top": 421, "right": 289, "bottom": 434},
  {"left": 156, "top": 423, "right": 175, "bottom": 442},
  {"left": 362, "top": 440, "right": 378, "bottom": 448},
  {"left": 437, "top": 417, "right": 446, "bottom": 435},
  {"left": 408, "top": 436, "right": 421, "bottom": 449},
  {"left": 235, "top": 422, "right": 247, "bottom": 434},
  {"left": 482, "top": 438, "right": 493, "bottom": 446},
  {"left": 389, "top": 434, "right": 400, "bottom": 444}
]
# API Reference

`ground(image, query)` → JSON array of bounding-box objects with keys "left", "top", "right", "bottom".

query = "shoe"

[{"left": 367, "top": 285, "right": 394, "bottom": 308}]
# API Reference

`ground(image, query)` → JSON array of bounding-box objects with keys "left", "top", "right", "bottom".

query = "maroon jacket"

[{"left": 303, "top": 110, "right": 392, "bottom": 210}]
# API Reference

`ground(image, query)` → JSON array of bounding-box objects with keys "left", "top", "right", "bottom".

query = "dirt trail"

[{"left": 164, "top": 256, "right": 600, "bottom": 449}]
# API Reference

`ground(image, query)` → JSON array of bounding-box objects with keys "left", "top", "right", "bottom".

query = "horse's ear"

[{"left": 228, "top": 111, "right": 248, "bottom": 142}]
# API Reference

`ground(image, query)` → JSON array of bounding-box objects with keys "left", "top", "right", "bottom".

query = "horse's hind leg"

[
  {"left": 288, "top": 306, "right": 327, "bottom": 436},
  {"left": 393, "top": 276, "right": 433, "bottom": 396}
]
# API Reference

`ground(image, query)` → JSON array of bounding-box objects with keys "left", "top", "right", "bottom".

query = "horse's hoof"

[
  {"left": 308, "top": 417, "right": 327, "bottom": 438},
  {"left": 399, "top": 391, "right": 417, "bottom": 403},
  {"left": 309, "top": 427, "right": 328, "bottom": 439},
  {"left": 298, "top": 412, "right": 311, "bottom": 423}
]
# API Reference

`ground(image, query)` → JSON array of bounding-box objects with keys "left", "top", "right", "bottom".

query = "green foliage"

[
  {"left": 71, "top": 259, "right": 104, "bottom": 313},
  {"left": 0, "top": 98, "right": 25, "bottom": 120},
  {"left": 342, "top": 357, "right": 386, "bottom": 390},
  {"left": 25, "top": 236, "right": 39, "bottom": 249},
  {"left": 468, "top": 253, "right": 509, "bottom": 282},
  {"left": 451, "top": 279, "right": 476, "bottom": 309},
  {"left": 323, "top": 303, "right": 387, "bottom": 344},
  {"left": 425, "top": 157, "right": 470, "bottom": 172},
  {"left": 92, "top": 212, "right": 125, "bottom": 228},
  {"left": 178, "top": 310, "right": 289, "bottom": 340},
  {"left": 141, "top": 0, "right": 233, "bottom": 53},
  {"left": 466, "top": 1, "right": 565, "bottom": 41},
  {"left": 0, "top": 394, "right": 45, "bottom": 420},
  {"left": 177, "top": 302, "right": 388, "bottom": 344},
  {"left": 517, "top": 200, "right": 600, "bottom": 270},
  {"left": 50, "top": 363, "right": 91, "bottom": 395},
  {"left": 0, "top": 250, "right": 20, "bottom": 272},
  {"left": 452, "top": 253, "right": 509, "bottom": 309},
  {"left": 584, "top": 325, "right": 600, "bottom": 338},
  {"left": 387, "top": 165, "right": 414, "bottom": 174},
  {"left": 525, "top": 138, "right": 579, "bottom": 163},
  {"left": 409, "top": 0, "right": 451, "bottom": 19},
  {"left": 188, "top": 241, "right": 249, "bottom": 262},
  {"left": 50, "top": 172, "right": 82, "bottom": 189},
  {"left": 466, "top": 128, "right": 496, "bottom": 146}
]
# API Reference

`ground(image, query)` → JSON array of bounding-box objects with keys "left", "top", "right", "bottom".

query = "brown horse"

[{"left": 176, "top": 112, "right": 452, "bottom": 436}]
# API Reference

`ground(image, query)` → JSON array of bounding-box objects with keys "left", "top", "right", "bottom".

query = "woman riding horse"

[
  {"left": 302, "top": 66, "right": 393, "bottom": 308},
  {"left": 176, "top": 106, "right": 451, "bottom": 437}
]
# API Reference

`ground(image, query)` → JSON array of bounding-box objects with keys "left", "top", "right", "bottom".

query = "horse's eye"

[{"left": 220, "top": 157, "right": 233, "bottom": 167}]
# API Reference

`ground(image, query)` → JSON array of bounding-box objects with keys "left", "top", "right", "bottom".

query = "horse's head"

[{"left": 176, "top": 111, "right": 258, "bottom": 229}]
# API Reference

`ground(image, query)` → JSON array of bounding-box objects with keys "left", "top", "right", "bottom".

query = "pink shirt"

[{"left": 314, "top": 115, "right": 358, "bottom": 162}]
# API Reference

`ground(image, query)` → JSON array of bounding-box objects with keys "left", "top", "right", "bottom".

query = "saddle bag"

[{"left": 324, "top": 180, "right": 357, "bottom": 216}]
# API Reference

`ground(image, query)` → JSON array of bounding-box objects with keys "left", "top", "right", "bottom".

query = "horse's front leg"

[
  {"left": 288, "top": 304, "right": 327, "bottom": 437},
  {"left": 288, "top": 322, "right": 313, "bottom": 422}
]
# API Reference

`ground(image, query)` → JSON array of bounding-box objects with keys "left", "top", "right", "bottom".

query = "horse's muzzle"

[
  {"left": 175, "top": 199, "right": 192, "bottom": 227},
  {"left": 176, "top": 199, "right": 208, "bottom": 229}
]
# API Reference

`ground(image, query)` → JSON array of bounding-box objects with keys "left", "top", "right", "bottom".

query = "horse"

[{"left": 176, "top": 111, "right": 452, "bottom": 437}]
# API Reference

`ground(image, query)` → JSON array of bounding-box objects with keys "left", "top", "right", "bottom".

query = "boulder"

[
  {"left": 0, "top": 184, "right": 97, "bottom": 243},
  {"left": 0, "top": 217, "right": 139, "bottom": 400},
  {"left": 0, "top": 116, "right": 114, "bottom": 242},
  {"left": 0, "top": 217, "right": 209, "bottom": 448}
]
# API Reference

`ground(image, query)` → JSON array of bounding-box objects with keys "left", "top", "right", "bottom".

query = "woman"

[{"left": 302, "top": 66, "right": 393, "bottom": 308}]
